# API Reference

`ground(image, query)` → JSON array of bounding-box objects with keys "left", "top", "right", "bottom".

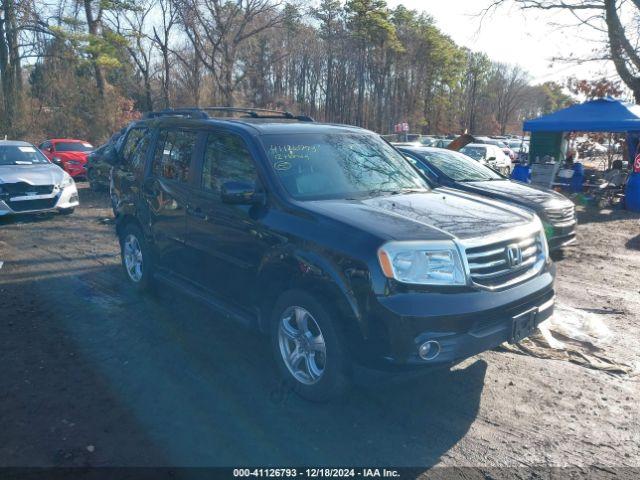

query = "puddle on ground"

[{"left": 499, "top": 302, "right": 634, "bottom": 376}]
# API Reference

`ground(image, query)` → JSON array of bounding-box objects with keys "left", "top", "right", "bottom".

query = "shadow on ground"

[
  {"left": 0, "top": 259, "right": 486, "bottom": 467},
  {"left": 626, "top": 234, "right": 640, "bottom": 251}
]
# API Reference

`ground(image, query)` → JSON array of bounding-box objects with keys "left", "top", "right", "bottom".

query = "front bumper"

[
  {"left": 63, "top": 162, "right": 87, "bottom": 178},
  {"left": 358, "top": 266, "right": 555, "bottom": 370},
  {"left": 0, "top": 185, "right": 79, "bottom": 216},
  {"left": 546, "top": 221, "right": 577, "bottom": 251}
]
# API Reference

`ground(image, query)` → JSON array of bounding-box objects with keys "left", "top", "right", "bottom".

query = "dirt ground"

[{"left": 0, "top": 184, "right": 638, "bottom": 474}]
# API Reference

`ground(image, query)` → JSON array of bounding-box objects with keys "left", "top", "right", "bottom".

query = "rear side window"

[
  {"left": 201, "top": 132, "right": 257, "bottom": 193},
  {"left": 152, "top": 130, "right": 197, "bottom": 182}
]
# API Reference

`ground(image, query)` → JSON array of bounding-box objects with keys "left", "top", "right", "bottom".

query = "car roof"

[
  {"left": 392, "top": 142, "right": 423, "bottom": 147},
  {"left": 0, "top": 140, "right": 35, "bottom": 147},
  {"left": 462, "top": 143, "right": 490, "bottom": 148},
  {"left": 128, "top": 115, "right": 371, "bottom": 137},
  {"left": 47, "top": 138, "right": 91, "bottom": 143},
  {"left": 397, "top": 145, "right": 448, "bottom": 153}
]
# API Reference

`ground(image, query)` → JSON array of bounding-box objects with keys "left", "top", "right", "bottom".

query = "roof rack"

[
  {"left": 144, "top": 108, "right": 208, "bottom": 119},
  {"left": 143, "top": 107, "right": 314, "bottom": 122}
]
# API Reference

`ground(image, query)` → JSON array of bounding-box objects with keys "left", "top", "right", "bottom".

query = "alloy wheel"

[
  {"left": 123, "top": 234, "right": 143, "bottom": 282},
  {"left": 278, "top": 306, "right": 327, "bottom": 385}
]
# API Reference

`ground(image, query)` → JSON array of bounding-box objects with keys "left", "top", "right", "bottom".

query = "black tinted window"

[
  {"left": 415, "top": 149, "right": 501, "bottom": 182},
  {"left": 152, "top": 130, "right": 197, "bottom": 182},
  {"left": 202, "top": 133, "right": 256, "bottom": 192},
  {"left": 128, "top": 131, "right": 153, "bottom": 175},
  {"left": 55, "top": 141, "right": 94, "bottom": 152},
  {"left": 122, "top": 128, "right": 148, "bottom": 170}
]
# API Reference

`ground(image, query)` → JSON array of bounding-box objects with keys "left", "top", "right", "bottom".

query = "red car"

[{"left": 39, "top": 138, "right": 94, "bottom": 178}]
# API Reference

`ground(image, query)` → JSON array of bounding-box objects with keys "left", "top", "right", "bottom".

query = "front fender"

[{"left": 255, "top": 245, "right": 369, "bottom": 344}]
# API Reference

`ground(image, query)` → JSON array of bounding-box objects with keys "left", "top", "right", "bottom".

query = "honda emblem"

[{"left": 506, "top": 244, "right": 523, "bottom": 268}]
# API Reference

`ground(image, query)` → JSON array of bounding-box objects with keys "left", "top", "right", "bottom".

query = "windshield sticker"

[
  {"left": 274, "top": 161, "right": 291, "bottom": 171},
  {"left": 18, "top": 146, "right": 36, "bottom": 153},
  {"left": 269, "top": 144, "right": 320, "bottom": 162}
]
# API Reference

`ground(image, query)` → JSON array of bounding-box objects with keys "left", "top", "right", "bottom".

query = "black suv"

[{"left": 110, "top": 108, "right": 555, "bottom": 401}]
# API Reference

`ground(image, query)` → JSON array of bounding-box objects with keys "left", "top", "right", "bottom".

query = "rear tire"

[
  {"left": 119, "top": 223, "right": 154, "bottom": 292},
  {"left": 270, "top": 290, "right": 350, "bottom": 402}
]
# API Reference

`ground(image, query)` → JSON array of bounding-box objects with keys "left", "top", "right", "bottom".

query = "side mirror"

[
  {"left": 103, "top": 145, "right": 123, "bottom": 166},
  {"left": 221, "top": 181, "right": 263, "bottom": 205}
]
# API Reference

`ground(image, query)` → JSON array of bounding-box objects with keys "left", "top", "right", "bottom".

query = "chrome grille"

[
  {"left": 545, "top": 205, "right": 575, "bottom": 226},
  {"left": 2, "top": 182, "right": 54, "bottom": 196},
  {"left": 465, "top": 232, "right": 544, "bottom": 289}
]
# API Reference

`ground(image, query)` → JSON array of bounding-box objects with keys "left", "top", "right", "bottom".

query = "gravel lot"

[{"left": 0, "top": 184, "right": 638, "bottom": 473}]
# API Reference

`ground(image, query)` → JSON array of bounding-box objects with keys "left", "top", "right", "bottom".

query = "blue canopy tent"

[
  {"left": 521, "top": 97, "right": 640, "bottom": 210},
  {"left": 523, "top": 97, "right": 640, "bottom": 133}
]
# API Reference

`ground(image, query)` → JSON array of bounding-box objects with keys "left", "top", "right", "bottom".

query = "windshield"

[
  {"left": 459, "top": 146, "right": 486, "bottom": 161},
  {"left": 55, "top": 141, "right": 93, "bottom": 152},
  {"left": 0, "top": 145, "right": 51, "bottom": 165},
  {"left": 262, "top": 133, "right": 429, "bottom": 200},
  {"left": 412, "top": 149, "right": 502, "bottom": 182}
]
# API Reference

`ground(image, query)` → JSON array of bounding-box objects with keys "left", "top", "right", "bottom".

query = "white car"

[
  {"left": 0, "top": 140, "right": 79, "bottom": 216},
  {"left": 460, "top": 143, "right": 512, "bottom": 175}
]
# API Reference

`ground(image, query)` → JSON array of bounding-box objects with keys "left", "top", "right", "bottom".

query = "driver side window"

[{"left": 201, "top": 132, "right": 257, "bottom": 194}]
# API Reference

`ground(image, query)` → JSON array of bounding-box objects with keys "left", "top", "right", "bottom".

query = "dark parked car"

[
  {"left": 110, "top": 108, "right": 555, "bottom": 401},
  {"left": 86, "top": 143, "right": 111, "bottom": 191},
  {"left": 398, "top": 146, "right": 577, "bottom": 251},
  {"left": 87, "top": 129, "right": 127, "bottom": 191}
]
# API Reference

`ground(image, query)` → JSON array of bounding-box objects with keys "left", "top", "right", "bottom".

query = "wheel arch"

[{"left": 255, "top": 250, "right": 367, "bottom": 348}]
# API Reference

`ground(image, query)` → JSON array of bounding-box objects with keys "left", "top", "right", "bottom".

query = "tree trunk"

[
  {"left": 84, "top": 0, "right": 105, "bottom": 97},
  {"left": 0, "top": 0, "right": 20, "bottom": 134},
  {"left": 604, "top": 0, "right": 640, "bottom": 103}
]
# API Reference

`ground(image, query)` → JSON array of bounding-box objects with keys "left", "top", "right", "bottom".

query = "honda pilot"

[{"left": 110, "top": 108, "right": 555, "bottom": 401}]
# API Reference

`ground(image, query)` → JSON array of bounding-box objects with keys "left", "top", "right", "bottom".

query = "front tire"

[
  {"left": 270, "top": 290, "right": 350, "bottom": 402},
  {"left": 119, "top": 223, "right": 154, "bottom": 292}
]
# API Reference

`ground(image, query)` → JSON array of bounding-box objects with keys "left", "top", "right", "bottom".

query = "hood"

[
  {"left": 55, "top": 151, "right": 89, "bottom": 163},
  {"left": 303, "top": 189, "right": 535, "bottom": 242},
  {"left": 459, "top": 180, "right": 570, "bottom": 210},
  {"left": 0, "top": 163, "right": 66, "bottom": 186}
]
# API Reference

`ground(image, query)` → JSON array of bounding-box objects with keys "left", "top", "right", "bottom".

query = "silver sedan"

[{"left": 0, "top": 140, "right": 79, "bottom": 216}]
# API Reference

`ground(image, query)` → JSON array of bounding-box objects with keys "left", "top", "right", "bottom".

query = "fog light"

[{"left": 418, "top": 340, "right": 440, "bottom": 361}]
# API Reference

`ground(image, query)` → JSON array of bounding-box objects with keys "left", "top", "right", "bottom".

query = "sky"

[{"left": 387, "top": 0, "right": 616, "bottom": 86}]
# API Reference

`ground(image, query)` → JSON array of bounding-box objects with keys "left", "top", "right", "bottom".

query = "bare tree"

[
  {"left": 178, "top": 0, "right": 285, "bottom": 106},
  {"left": 107, "top": 0, "right": 156, "bottom": 111},
  {"left": 153, "top": 0, "right": 178, "bottom": 108},
  {"left": 490, "top": 64, "right": 530, "bottom": 134},
  {"left": 485, "top": 0, "right": 640, "bottom": 102},
  {"left": 82, "top": 0, "right": 106, "bottom": 96}
]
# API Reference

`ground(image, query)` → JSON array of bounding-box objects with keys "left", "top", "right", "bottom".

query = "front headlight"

[
  {"left": 377, "top": 241, "right": 467, "bottom": 286},
  {"left": 61, "top": 174, "right": 75, "bottom": 188}
]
